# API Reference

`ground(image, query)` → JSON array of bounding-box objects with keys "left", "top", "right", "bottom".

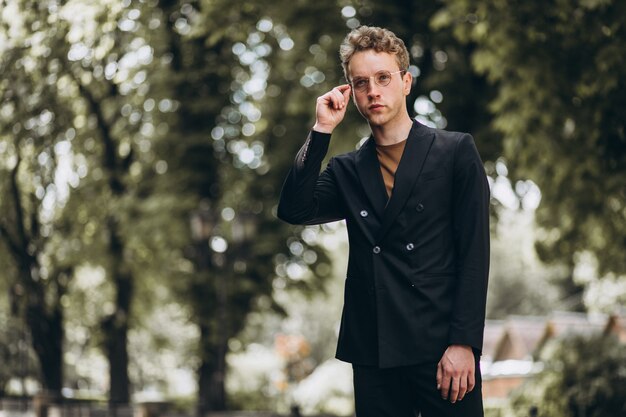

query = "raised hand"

[{"left": 312, "top": 84, "right": 352, "bottom": 134}]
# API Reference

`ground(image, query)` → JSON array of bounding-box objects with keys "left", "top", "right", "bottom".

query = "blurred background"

[{"left": 1, "top": 0, "right": 625, "bottom": 416}]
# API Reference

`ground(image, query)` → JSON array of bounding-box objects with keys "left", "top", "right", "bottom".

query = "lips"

[{"left": 369, "top": 104, "right": 384, "bottom": 110}]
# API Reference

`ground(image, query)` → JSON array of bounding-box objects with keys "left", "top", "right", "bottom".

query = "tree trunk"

[
  {"left": 103, "top": 280, "right": 132, "bottom": 405},
  {"left": 102, "top": 219, "right": 133, "bottom": 406},
  {"left": 26, "top": 286, "right": 63, "bottom": 396},
  {"left": 196, "top": 323, "right": 227, "bottom": 417},
  {"left": 2, "top": 157, "right": 66, "bottom": 401},
  {"left": 18, "top": 259, "right": 65, "bottom": 401}
]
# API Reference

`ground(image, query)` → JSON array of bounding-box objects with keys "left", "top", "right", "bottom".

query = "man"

[{"left": 277, "top": 26, "right": 490, "bottom": 417}]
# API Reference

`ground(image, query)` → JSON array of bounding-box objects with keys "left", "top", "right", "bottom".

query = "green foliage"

[
  {"left": 0, "top": 307, "right": 39, "bottom": 395},
  {"left": 437, "top": 0, "right": 626, "bottom": 276},
  {"left": 511, "top": 334, "right": 626, "bottom": 417},
  {"left": 2, "top": 0, "right": 625, "bottom": 408},
  {"left": 359, "top": 0, "right": 501, "bottom": 160},
  {"left": 1, "top": 0, "right": 339, "bottom": 404},
  {"left": 0, "top": 0, "right": 86, "bottom": 393},
  {"left": 487, "top": 210, "right": 565, "bottom": 319}
]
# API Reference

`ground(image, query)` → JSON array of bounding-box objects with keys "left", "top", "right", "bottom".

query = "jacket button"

[
  {"left": 373, "top": 246, "right": 381, "bottom": 254},
  {"left": 406, "top": 243, "right": 415, "bottom": 251},
  {"left": 416, "top": 203, "right": 424, "bottom": 212},
  {"left": 360, "top": 210, "right": 368, "bottom": 217}
]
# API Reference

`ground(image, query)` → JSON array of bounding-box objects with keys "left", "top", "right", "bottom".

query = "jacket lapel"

[
  {"left": 376, "top": 121, "right": 435, "bottom": 241},
  {"left": 355, "top": 136, "right": 388, "bottom": 220}
]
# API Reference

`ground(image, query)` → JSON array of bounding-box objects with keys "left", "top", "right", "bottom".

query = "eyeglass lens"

[{"left": 351, "top": 70, "right": 400, "bottom": 91}]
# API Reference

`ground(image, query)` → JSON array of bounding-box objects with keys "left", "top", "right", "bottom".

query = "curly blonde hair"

[{"left": 339, "top": 26, "right": 410, "bottom": 80}]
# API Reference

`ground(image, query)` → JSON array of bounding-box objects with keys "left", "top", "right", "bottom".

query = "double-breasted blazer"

[{"left": 277, "top": 120, "right": 490, "bottom": 368}]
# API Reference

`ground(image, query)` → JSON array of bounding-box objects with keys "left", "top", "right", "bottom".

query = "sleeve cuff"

[{"left": 311, "top": 130, "right": 332, "bottom": 140}]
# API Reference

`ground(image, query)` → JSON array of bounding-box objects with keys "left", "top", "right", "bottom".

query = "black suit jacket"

[{"left": 278, "top": 120, "right": 490, "bottom": 368}]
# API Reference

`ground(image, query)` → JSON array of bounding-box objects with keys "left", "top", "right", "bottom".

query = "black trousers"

[{"left": 352, "top": 359, "right": 484, "bottom": 417}]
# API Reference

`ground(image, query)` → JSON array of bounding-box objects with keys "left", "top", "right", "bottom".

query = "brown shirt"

[{"left": 375, "top": 139, "right": 407, "bottom": 198}]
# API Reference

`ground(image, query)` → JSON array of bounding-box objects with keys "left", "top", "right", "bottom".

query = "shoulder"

[
  {"left": 431, "top": 129, "right": 484, "bottom": 171},
  {"left": 411, "top": 122, "right": 473, "bottom": 161},
  {"left": 408, "top": 119, "right": 470, "bottom": 150},
  {"left": 428, "top": 125, "right": 473, "bottom": 148},
  {"left": 415, "top": 123, "right": 484, "bottom": 174},
  {"left": 420, "top": 124, "right": 477, "bottom": 159}
]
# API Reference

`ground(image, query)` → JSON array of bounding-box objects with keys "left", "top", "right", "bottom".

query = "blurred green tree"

[
  {"left": 3, "top": 0, "right": 625, "bottom": 411},
  {"left": 161, "top": 0, "right": 347, "bottom": 411},
  {"left": 487, "top": 210, "right": 565, "bottom": 319},
  {"left": 2, "top": 0, "right": 339, "bottom": 409},
  {"left": 349, "top": 0, "right": 501, "bottom": 161},
  {"left": 0, "top": 293, "right": 39, "bottom": 395},
  {"left": 151, "top": 0, "right": 251, "bottom": 411},
  {"left": 433, "top": 0, "right": 626, "bottom": 291},
  {"left": 511, "top": 334, "right": 626, "bottom": 417},
  {"left": 0, "top": 0, "right": 80, "bottom": 397},
  {"left": 49, "top": 0, "right": 172, "bottom": 404}
]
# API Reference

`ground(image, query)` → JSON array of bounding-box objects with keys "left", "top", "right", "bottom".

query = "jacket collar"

[
  {"left": 355, "top": 133, "right": 388, "bottom": 222},
  {"left": 355, "top": 120, "right": 435, "bottom": 241}
]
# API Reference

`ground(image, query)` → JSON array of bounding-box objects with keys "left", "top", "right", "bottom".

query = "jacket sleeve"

[
  {"left": 277, "top": 130, "right": 346, "bottom": 225},
  {"left": 448, "top": 133, "right": 491, "bottom": 353}
]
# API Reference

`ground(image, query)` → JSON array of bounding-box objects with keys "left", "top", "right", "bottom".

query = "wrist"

[
  {"left": 312, "top": 122, "right": 334, "bottom": 134},
  {"left": 449, "top": 344, "right": 472, "bottom": 351}
]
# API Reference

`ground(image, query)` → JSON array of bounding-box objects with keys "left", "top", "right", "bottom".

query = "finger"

[
  {"left": 449, "top": 376, "right": 460, "bottom": 403},
  {"left": 457, "top": 375, "right": 468, "bottom": 402},
  {"left": 436, "top": 362, "right": 443, "bottom": 390},
  {"left": 324, "top": 89, "right": 340, "bottom": 110},
  {"left": 331, "top": 85, "right": 351, "bottom": 107},
  {"left": 331, "top": 88, "right": 346, "bottom": 109},
  {"left": 317, "top": 93, "right": 333, "bottom": 107},
  {"left": 440, "top": 372, "right": 451, "bottom": 400},
  {"left": 467, "top": 369, "right": 475, "bottom": 393}
]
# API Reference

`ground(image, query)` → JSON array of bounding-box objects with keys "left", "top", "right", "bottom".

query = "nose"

[{"left": 366, "top": 81, "right": 381, "bottom": 98}]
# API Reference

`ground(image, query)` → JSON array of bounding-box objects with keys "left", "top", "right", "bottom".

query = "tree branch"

[
  {"left": 77, "top": 81, "right": 125, "bottom": 194},
  {"left": 61, "top": 60, "right": 126, "bottom": 195},
  {"left": 0, "top": 223, "right": 23, "bottom": 260},
  {"left": 29, "top": 189, "right": 40, "bottom": 242},
  {"left": 9, "top": 153, "right": 29, "bottom": 249}
]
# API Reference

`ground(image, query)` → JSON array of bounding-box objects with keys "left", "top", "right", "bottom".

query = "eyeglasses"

[{"left": 349, "top": 70, "right": 406, "bottom": 92}]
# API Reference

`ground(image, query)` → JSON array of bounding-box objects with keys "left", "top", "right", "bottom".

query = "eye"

[
  {"left": 354, "top": 79, "right": 368, "bottom": 88},
  {"left": 376, "top": 72, "right": 391, "bottom": 83}
]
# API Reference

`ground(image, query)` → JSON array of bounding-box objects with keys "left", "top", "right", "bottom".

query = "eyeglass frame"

[{"left": 347, "top": 69, "right": 407, "bottom": 92}]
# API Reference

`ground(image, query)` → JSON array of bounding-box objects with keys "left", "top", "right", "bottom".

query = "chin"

[{"left": 366, "top": 116, "right": 388, "bottom": 127}]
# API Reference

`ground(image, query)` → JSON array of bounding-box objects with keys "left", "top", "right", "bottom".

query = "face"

[{"left": 347, "top": 50, "right": 412, "bottom": 128}]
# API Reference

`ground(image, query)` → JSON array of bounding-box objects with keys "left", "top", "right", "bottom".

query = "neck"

[{"left": 370, "top": 115, "right": 413, "bottom": 146}]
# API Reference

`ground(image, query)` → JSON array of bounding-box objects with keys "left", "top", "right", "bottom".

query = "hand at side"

[{"left": 436, "top": 344, "right": 476, "bottom": 403}]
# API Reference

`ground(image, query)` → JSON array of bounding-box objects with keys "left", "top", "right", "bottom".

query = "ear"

[{"left": 403, "top": 71, "right": 412, "bottom": 96}]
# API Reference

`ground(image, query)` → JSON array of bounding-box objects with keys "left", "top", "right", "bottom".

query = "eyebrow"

[
  {"left": 351, "top": 68, "right": 399, "bottom": 77},
  {"left": 353, "top": 68, "right": 402, "bottom": 77}
]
